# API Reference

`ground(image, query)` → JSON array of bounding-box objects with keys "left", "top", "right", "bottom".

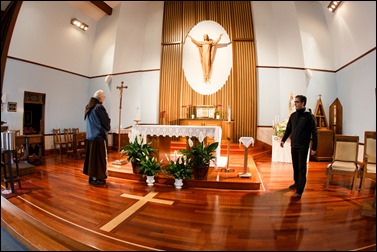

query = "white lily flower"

[
  {"left": 199, "top": 132, "right": 204, "bottom": 143},
  {"left": 188, "top": 138, "right": 194, "bottom": 147}
]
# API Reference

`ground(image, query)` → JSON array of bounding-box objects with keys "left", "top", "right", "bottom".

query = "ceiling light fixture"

[
  {"left": 327, "top": 1, "right": 342, "bottom": 13},
  {"left": 70, "top": 18, "right": 89, "bottom": 31}
]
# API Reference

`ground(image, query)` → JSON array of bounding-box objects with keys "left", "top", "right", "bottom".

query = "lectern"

[{"left": 238, "top": 137, "right": 254, "bottom": 178}]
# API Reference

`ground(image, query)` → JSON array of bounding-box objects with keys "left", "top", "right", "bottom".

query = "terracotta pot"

[
  {"left": 193, "top": 165, "right": 209, "bottom": 180},
  {"left": 131, "top": 162, "right": 142, "bottom": 174}
]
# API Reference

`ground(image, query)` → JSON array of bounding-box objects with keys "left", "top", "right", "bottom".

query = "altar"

[
  {"left": 271, "top": 136, "right": 309, "bottom": 163},
  {"left": 131, "top": 125, "right": 222, "bottom": 167}
]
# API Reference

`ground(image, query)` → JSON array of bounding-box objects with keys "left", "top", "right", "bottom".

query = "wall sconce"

[
  {"left": 327, "top": 1, "right": 342, "bottom": 13},
  {"left": 70, "top": 18, "right": 89, "bottom": 31}
]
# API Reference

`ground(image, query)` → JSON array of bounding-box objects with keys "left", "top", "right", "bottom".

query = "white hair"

[{"left": 93, "top": 89, "right": 104, "bottom": 99}]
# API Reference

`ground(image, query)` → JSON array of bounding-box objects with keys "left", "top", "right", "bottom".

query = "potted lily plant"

[
  {"left": 163, "top": 151, "right": 192, "bottom": 189},
  {"left": 120, "top": 134, "right": 156, "bottom": 174},
  {"left": 180, "top": 139, "right": 219, "bottom": 180},
  {"left": 139, "top": 156, "right": 161, "bottom": 186}
]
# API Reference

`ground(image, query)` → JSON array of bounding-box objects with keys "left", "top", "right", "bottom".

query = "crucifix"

[
  {"left": 100, "top": 192, "right": 174, "bottom": 232},
  {"left": 112, "top": 81, "right": 128, "bottom": 165}
]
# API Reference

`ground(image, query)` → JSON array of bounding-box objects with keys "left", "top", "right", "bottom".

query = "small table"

[{"left": 238, "top": 137, "right": 254, "bottom": 178}]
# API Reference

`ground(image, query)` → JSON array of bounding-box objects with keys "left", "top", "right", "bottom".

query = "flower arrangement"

[
  {"left": 180, "top": 139, "right": 218, "bottom": 180},
  {"left": 163, "top": 151, "right": 192, "bottom": 180},
  {"left": 120, "top": 134, "right": 156, "bottom": 174},
  {"left": 139, "top": 156, "right": 162, "bottom": 176},
  {"left": 273, "top": 119, "right": 288, "bottom": 137}
]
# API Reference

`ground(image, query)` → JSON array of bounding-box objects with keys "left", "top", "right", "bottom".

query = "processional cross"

[{"left": 112, "top": 81, "right": 128, "bottom": 165}]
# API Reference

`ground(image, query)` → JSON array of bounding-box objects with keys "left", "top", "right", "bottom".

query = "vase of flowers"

[
  {"left": 163, "top": 151, "right": 192, "bottom": 188},
  {"left": 273, "top": 119, "right": 288, "bottom": 138},
  {"left": 180, "top": 139, "right": 219, "bottom": 180},
  {"left": 120, "top": 134, "right": 156, "bottom": 174},
  {"left": 139, "top": 156, "right": 161, "bottom": 186}
]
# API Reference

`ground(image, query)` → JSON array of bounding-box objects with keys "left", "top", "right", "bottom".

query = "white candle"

[
  {"left": 228, "top": 106, "right": 231, "bottom": 122},
  {"left": 136, "top": 107, "right": 141, "bottom": 120}
]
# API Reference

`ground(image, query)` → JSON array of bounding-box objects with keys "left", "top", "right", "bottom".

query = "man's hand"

[{"left": 280, "top": 141, "right": 284, "bottom": 148}]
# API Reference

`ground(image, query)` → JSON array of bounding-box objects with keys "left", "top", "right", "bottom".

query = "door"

[{"left": 23, "top": 91, "right": 46, "bottom": 156}]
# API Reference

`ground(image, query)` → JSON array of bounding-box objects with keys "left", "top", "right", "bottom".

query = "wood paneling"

[{"left": 160, "top": 1, "right": 257, "bottom": 143}]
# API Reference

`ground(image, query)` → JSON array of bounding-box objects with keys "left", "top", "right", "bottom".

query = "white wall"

[
  {"left": 252, "top": 1, "right": 376, "bottom": 143},
  {"left": 9, "top": 1, "right": 96, "bottom": 76},
  {"left": 2, "top": 59, "right": 90, "bottom": 135},
  {"left": 89, "top": 3, "right": 120, "bottom": 76},
  {"left": 1, "top": 1, "right": 375, "bottom": 147},
  {"left": 324, "top": 1, "right": 376, "bottom": 70}
]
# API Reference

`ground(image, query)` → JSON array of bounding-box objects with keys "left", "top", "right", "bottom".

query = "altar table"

[{"left": 131, "top": 125, "right": 222, "bottom": 167}]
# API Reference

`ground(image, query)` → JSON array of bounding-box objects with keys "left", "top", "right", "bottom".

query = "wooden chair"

[
  {"left": 359, "top": 131, "right": 376, "bottom": 191},
  {"left": 52, "top": 128, "right": 69, "bottom": 158},
  {"left": 72, "top": 131, "right": 86, "bottom": 158},
  {"left": 13, "top": 130, "right": 25, "bottom": 162},
  {"left": 326, "top": 134, "right": 360, "bottom": 190},
  {"left": 72, "top": 128, "right": 79, "bottom": 134},
  {"left": 64, "top": 128, "right": 74, "bottom": 158}
]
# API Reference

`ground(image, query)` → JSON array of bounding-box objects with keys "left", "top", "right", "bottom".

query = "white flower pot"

[
  {"left": 174, "top": 178, "right": 183, "bottom": 189},
  {"left": 146, "top": 175, "right": 155, "bottom": 186}
]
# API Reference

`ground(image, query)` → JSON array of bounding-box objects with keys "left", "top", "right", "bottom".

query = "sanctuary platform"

[{"left": 107, "top": 140, "right": 272, "bottom": 190}]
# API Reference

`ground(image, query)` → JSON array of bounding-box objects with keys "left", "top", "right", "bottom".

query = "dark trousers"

[{"left": 291, "top": 146, "right": 309, "bottom": 195}]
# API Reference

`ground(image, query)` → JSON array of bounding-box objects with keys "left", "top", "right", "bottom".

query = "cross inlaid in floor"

[{"left": 100, "top": 191, "right": 174, "bottom": 232}]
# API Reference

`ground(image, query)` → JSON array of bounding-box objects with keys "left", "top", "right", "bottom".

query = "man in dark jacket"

[
  {"left": 83, "top": 90, "right": 111, "bottom": 185},
  {"left": 280, "top": 95, "right": 318, "bottom": 197}
]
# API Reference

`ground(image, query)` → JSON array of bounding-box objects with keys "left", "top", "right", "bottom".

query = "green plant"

[
  {"left": 139, "top": 156, "right": 161, "bottom": 176},
  {"left": 180, "top": 140, "right": 219, "bottom": 168},
  {"left": 120, "top": 134, "right": 156, "bottom": 164},
  {"left": 163, "top": 153, "right": 192, "bottom": 180}
]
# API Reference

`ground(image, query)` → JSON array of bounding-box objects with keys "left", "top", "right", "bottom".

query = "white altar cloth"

[
  {"left": 239, "top": 137, "right": 254, "bottom": 148},
  {"left": 131, "top": 125, "right": 222, "bottom": 165},
  {"left": 271, "top": 136, "right": 309, "bottom": 163},
  {"left": 109, "top": 128, "right": 131, "bottom": 134}
]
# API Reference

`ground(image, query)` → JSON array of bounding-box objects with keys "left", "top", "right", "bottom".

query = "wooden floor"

[{"left": 1, "top": 141, "right": 376, "bottom": 251}]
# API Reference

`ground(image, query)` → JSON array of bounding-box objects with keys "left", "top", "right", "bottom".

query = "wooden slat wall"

[{"left": 160, "top": 1, "right": 257, "bottom": 141}]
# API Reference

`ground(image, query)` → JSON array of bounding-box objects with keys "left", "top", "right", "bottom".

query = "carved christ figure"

[{"left": 188, "top": 33, "right": 223, "bottom": 82}]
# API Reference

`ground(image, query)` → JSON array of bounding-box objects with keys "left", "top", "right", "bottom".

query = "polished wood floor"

[{"left": 1, "top": 141, "right": 376, "bottom": 251}]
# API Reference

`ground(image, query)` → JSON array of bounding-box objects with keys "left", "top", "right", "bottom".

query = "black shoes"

[
  {"left": 89, "top": 177, "right": 106, "bottom": 185},
  {"left": 289, "top": 183, "right": 297, "bottom": 190},
  {"left": 294, "top": 192, "right": 302, "bottom": 197}
]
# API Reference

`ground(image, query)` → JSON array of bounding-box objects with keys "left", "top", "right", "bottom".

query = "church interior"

[{"left": 1, "top": 1, "right": 376, "bottom": 251}]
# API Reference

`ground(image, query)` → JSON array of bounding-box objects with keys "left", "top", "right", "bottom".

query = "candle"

[
  {"left": 333, "top": 105, "right": 336, "bottom": 125},
  {"left": 228, "top": 105, "right": 231, "bottom": 122},
  {"left": 136, "top": 107, "right": 141, "bottom": 120}
]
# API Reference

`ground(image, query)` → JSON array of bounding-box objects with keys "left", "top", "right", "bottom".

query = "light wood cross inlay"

[{"left": 100, "top": 191, "right": 174, "bottom": 232}]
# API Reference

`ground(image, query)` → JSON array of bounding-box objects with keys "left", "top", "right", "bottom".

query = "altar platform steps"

[{"left": 108, "top": 140, "right": 272, "bottom": 190}]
